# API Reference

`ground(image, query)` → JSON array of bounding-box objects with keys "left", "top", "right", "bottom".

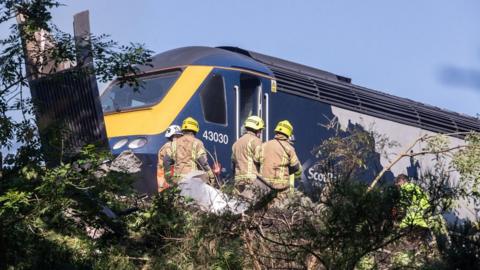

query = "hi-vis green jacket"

[{"left": 399, "top": 182, "right": 431, "bottom": 229}]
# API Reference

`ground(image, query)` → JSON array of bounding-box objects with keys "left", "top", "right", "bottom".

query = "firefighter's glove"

[{"left": 207, "top": 170, "right": 216, "bottom": 185}]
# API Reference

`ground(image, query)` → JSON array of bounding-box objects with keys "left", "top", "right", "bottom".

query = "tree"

[{"left": 0, "top": 1, "right": 152, "bottom": 268}]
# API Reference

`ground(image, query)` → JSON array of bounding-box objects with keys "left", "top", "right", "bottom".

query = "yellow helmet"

[
  {"left": 181, "top": 117, "right": 199, "bottom": 133},
  {"left": 244, "top": 116, "right": 265, "bottom": 131},
  {"left": 274, "top": 120, "right": 293, "bottom": 137}
]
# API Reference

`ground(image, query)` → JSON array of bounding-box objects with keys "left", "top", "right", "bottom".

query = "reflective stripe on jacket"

[
  {"left": 157, "top": 141, "right": 173, "bottom": 178},
  {"left": 231, "top": 131, "right": 262, "bottom": 183},
  {"left": 259, "top": 134, "right": 301, "bottom": 189},
  {"left": 170, "top": 133, "right": 209, "bottom": 179}
]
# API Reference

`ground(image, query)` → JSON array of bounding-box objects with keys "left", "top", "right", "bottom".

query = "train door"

[
  {"left": 234, "top": 73, "right": 265, "bottom": 141},
  {"left": 202, "top": 70, "right": 268, "bottom": 180}
]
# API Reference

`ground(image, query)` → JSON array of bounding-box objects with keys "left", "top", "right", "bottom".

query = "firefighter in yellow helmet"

[
  {"left": 168, "top": 117, "right": 215, "bottom": 184},
  {"left": 156, "top": 124, "right": 182, "bottom": 192},
  {"left": 231, "top": 116, "right": 264, "bottom": 199},
  {"left": 258, "top": 120, "right": 302, "bottom": 192}
]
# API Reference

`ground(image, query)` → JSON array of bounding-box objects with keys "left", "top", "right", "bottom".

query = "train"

[{"left": 100, "top": 46, "right": 480, "bottom": 221}]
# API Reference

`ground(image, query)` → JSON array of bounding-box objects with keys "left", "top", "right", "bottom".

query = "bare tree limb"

[{"left": 368, "top": 134, "right": 468, "bottom": 191}]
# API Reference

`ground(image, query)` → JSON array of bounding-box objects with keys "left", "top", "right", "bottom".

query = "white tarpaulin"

[{"left": 178, "top": 171, "right": 249, "bottom": 214}]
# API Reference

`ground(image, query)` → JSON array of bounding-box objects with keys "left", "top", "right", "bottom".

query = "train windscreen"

[{"left": 101, "top": 71, "right": 181, "bottom": 113}]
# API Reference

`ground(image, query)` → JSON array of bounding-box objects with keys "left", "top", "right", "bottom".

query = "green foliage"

[
  {"left": 313, "top": 125, "right": 376, "bottom": 175},
  {"left": 271, "top": 181, "right": 400, "bottom": 269},
  {"left": 129, "top": 188, "right": 244, "bottom": 269},
  {"left": 0, "top": 1, "right": 154, "bottom": 267},
  {"left": 0, "top": 190, "right": 30, "bottom": 216},
  {"left": 0, "top": 144, "right": 138, "bottom": 269},
  {"left": 3, "top": 0, "right": 60, "bottom": 29},
  {"left": 355, "top": 254, "right": 375, "bottom": 270},
  {"left": 437, "top": 221, "right": 480, "bottom": 270},
  {"left": 453, "top": 133, "right": 480, "bottom": 196}
]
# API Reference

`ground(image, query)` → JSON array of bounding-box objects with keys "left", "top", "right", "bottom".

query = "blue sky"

[{"left": 3, "top": 0, "right": 480, "bottom": 117}]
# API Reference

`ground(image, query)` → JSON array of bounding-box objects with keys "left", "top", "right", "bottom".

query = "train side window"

[{"left": 200, "top": 74, "right": 227, "bottom": 125}]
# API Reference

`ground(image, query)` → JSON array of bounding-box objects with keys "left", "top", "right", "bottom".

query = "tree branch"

[{"left": 368, "top": 134, "right": 468, "bottom": 191}]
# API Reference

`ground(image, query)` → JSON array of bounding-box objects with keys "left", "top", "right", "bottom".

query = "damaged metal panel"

[
  {"left": 27, "top": 10, "right": 107, "bottom": 162},
  {"left": 30, "top": 68, "right": 107, "bottom": 152}
]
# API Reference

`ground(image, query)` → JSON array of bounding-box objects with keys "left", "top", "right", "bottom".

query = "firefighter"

[
  {"left": 258, "top": 120, "right": 302, "bottom": 195},
  {"left": 394, "top": 174, "right": 440, "bottom": 259},
  {"left": 394, "top": 174, "right": 431, "bottom": 229},
  {"left": 169, "top": 117, "right": 215, "bottom": 184},
  {"left": 231, "top": 115, "right": 264, "bottom": 199},
  {"left": 156, "top": 124, "right": 182, "bottom": 192}
]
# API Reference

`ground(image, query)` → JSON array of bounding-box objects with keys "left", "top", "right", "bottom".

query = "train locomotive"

[{"left": 100, "top": 46, "right": 480, "bottom": 220}]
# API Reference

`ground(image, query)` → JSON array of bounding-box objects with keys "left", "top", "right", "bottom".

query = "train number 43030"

[{"left": 202, "top": 130, "right": 229, "bottom": 144}]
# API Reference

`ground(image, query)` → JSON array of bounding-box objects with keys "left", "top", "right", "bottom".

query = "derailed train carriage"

[{"left": 100, "top": 46, "right": 480, "bottom": 220}]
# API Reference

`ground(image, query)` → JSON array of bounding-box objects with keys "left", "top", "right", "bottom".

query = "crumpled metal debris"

[
  {"left": 109, "top": 150, "right": 142, "bottom": 173},
  {"left": 93, "top": 150, "right": 143, "bottom": 178}
]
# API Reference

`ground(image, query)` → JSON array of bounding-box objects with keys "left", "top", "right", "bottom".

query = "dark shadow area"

[
  {"left": 298, "top": 119, "right": 396, "bottom": 202},
  {"left": 346, "top": 121, "right": 396, "bottom": 186},
  {"left": 406, "top": 154, "right": 420, "bottom": 180}
]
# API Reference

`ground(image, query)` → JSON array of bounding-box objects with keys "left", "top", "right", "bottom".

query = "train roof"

[
  {"left": 145, "top": 46, "right": 479, "bottom": 136},
  {"left": 218, "top": 46, "right": 480, "bottom": 136},
  {"left": 141, "top": 46, "right": 272, "bottom": 75}
]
